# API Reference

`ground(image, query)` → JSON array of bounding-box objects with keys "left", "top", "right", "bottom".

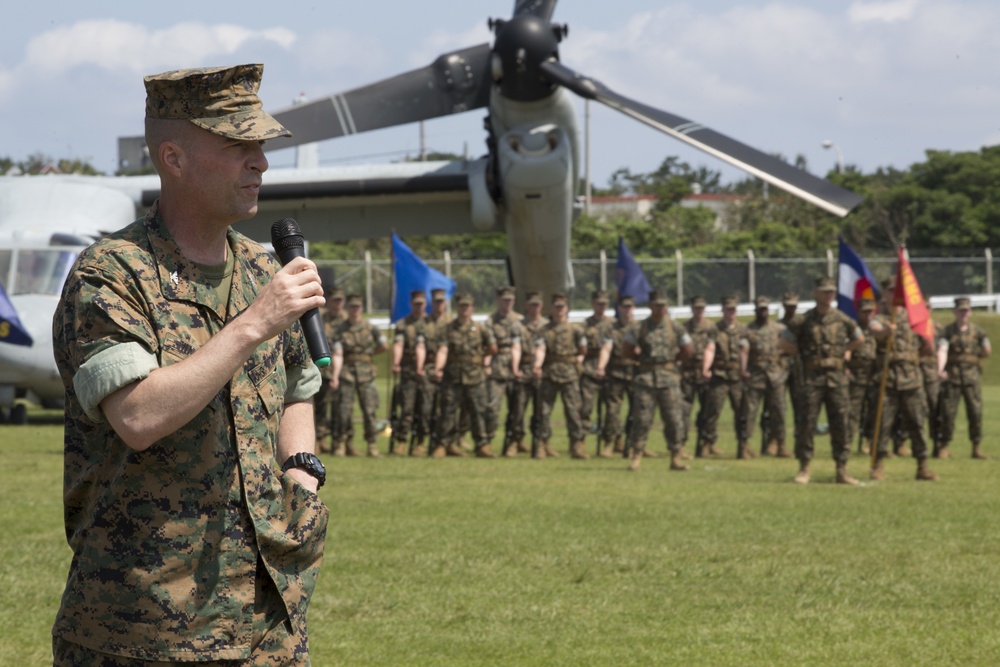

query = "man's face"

[
  {"left": 814, "top": 289, "right": 835, "bottom": 307},
  {"left": 181, "top": 130, "right": 268, "bottom": 226},
  {"left": 327, "top": 296, "right": 344, "bottom": 314},
  {"left": 432, "top": 299, "right": 447, "bottom": 316},
  {"left": 618, "top": 302, "right": 635, "bottom": 322},
  {"left": 457, "top": 302, "right": 474, "bottom": 319},
  {"left": 551, "top": 300, "right": 568, "bottom": 321},
  {"left": 692, "top": 306, "right": 705, "bottom": 320},
  {"left": 651, "top": 303, "right": 668, "bottom": 320},
  {"left": 783, "top": 304, "right": 797, "bottom": 318},
  {"left": 755, "top": 307, "right": 769, "bottom": 322},
  {"left": 592, "top": 300, "right": 607, "bottom": 317},
  {"left": 347, "top": 302, "right": 363, "bottom": 319},
  {"left": 859, "top": 309, "right": 874, "bottom": 326},
  {"left": 722, "top": 305, "right": 736, "bottom": 323},
  {"left": 956, "top": 308, "right": 971, "bottom": 324},
  {"left": 411, "top": 299, "right": 426, "bottom": 317},
  {"left": 497, "top": 296, "right": 515, "bottom": 313},
  {"left": 526, "top": 302, "right": 541, "bottom": 318}
]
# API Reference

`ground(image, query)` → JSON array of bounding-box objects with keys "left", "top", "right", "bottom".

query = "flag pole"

[
  {"left": 381, "top": 233, "right": 396, "bottom": 440},
  {"left": 869, "top": 327, "right": 893, "bottom": 471}
]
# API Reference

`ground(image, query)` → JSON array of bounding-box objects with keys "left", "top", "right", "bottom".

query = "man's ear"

[{"left": 159, "top": 140, "right": 184, "bottom": 177}]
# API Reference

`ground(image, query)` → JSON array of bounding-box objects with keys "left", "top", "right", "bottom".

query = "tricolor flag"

[
  {"left": 837, "top": 236, "right": 879, "bottom": 320},
  {"left": 390, "top": 233, "right": 456, "bottom": 323},
  {"left": 893, "top": 246, "right": 935, "bottom": 345},
  {"left": 615, "top": 236, "right": 652, "bottom": 305}
]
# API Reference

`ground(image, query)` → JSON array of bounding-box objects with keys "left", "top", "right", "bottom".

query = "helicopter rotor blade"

[
  {"left": 267, "top": 43, "right": 493, "bottom": 151},
  {"left": 512, "top": 0, "right": 558, "bottom": 21},
  {"left": 539, "top": 59, "right": 863, "bottom": 217}
]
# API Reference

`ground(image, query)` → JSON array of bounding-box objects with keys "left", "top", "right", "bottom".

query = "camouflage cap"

[
  {"left": 431, "top": 288, "right": 447, "bottom": 301},
  {"left": 591, "top": 289, "right": 609, "bottom": 303},
  {"left": 455, "top": 292, "right": 474, "bottom": 306},
  {"left": 143, "top": 64, "right": 291, "bottom": 141},
  {"left": 496, "top": 286, "right": 515, "bottom": 298},
  {"left": 327, "top": 286, "right": 345, "bottom": 300},
  {"left": 782, "top": 291, "right": 799, "bottom": 306},
  {"left": 690, "top": 295, "right": 707, "bottom": 308},
  {"left": 618, "top": 295, "right": 635, "bottom": 307},
  {"left": 551, "top": 292, "right": 568, "bottom": 304},
  {"left": 410, "top": 289, "right": 426, "bottom": 302},
  {"left": 721, "top": 295, "right": 738, "bottom": 308},
  {"left": 754, "top": 296, "right": 770, "bottom": 309},
  {"left": 648, "top": 291, "right": 669, "bottom": 305},
  {"left": 815, "top": 276, "right": 837, "bottom": 292},
  {"left": 525, "top": 291, "right": 543, "bottom": 305},
  {"left": 858, "top": 298, "right": 876, "bottom": 312},
  {"left": 346, "top": 293, "right": 363, "bottom": 306},
  {"left": 955, "top": 296, "right": 972, "bottom": 310}
]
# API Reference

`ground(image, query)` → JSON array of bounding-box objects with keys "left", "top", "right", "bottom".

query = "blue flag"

[
  {"left": 0, "top": 282, "right": 33, "bottom": 347},
  {"left": 837, "top": 235, "right": 880, "bottom": 321},
  {"left": 391, "top": 233, "right": 456, "bottom": 323},
  {"left": 614, "top": 236, "right": 652, "bottom": 305}
]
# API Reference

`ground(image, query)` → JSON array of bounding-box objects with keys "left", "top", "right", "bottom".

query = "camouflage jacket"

[
  {"left": 744, "top": 319, "right": 789, "bottom": 388},
  {"left": 517, "top": 316, "right": 549, "bottom": 383},
  {"left": 920, "top": 321, "right": 943, "bottom": 385},
  {"left": 320, "top": 308, "right": 347, "bottom": 379},
  {"left": 789, "top": 307, "right": 861, "bottom": 389},
  {"left": 942, "top": 320, "right": 989, "bottom": 386},
  {"left": 606, "top": 319, "right": 639, "bottom": 382},
  {"left": 487, "top": 311, "right": 523, "bottom": 380},
  {"left": 538, "top": 320, "right": 586, "bottom": 383},
  {"left": 442, "top": 318, "right": 496, "bottom": 385},
  {"left": 581, "top": 314, "right": 614, "bottom": 379},
  {"left": 393, "top": 313, "right": 426, "bottom": 377},
  {"left": 874, "top": 311, "right": 925, "bottom": 391},
  {"left": 680, "top": 318, "right": 714, "bottom": 385},
  {"left": 628, "top": 316, "right": 691, "bottom": 389},
  {"left": 710, "top": 320, "right": 748, "bottom": 383},
  {"left": 333, "top": 317, "right": 385, "bottom": 384},
  {"left": 51, "top": 209, "right": 328, "bottom": 661},
  {"left": 423, "top": 313, "right": 451, "bottom": 372},
  {"left": 847, "top": 320, "right": 879, "bottom": 387}
]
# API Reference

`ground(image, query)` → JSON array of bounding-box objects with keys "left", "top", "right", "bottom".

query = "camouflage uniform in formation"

[
  {"left": 332, "top": 300, "right": 388, "bottom": 456},
  {"left": 624, "top": 292, "right": 693, "bottom": 468},
  {"left": 436, "top": 297, "right": 497, "bottom": 456},
  {"left": 846, "top": 300, "right": 879, "bottom": 454},
  {"left": 938, "top": 300, "right": 990, "bottom": 458},
  {"left": 600, "top": 300, "right": 639, "bottom": 455},
  {"left": 315, "top": 288, "right": 346, "bottom": 452},
  {"left": 779, "top": 293, "right": 807, "bottom": 453},
  {"left": 422, "top": 292, "right": 453, "bottom": 454},
  {"left": 484, "top": 288, "right": 524, "bottom": 448},
  {"left": 921, "top": 320, "right": 944, "bottom": 451},
  {"left": 700, "top": 297, "right": 748, "bottom": 457},
  {"left": 508, "top": 293, "right": 548, "bottom": 453},
  {"left": 535, "top": 303, "right": 589, "bottom": 458},
  {"left": 680, "top": 296, "right": 713, "bottom": 451},
  {"left": 391, "top": 303, "right": 428, "bottom": 455},
  {"left": 51, "top": 207, "right": 328, "bottom": 662},
  {"left": 579, "top": 292, "right": 615, "bottom": 440},
  {"left": 740, "top": 297, "right": 789, "bottom": 458}
]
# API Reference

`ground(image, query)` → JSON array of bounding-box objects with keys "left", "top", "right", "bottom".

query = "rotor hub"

[{"left": 490, "top": 15, "right": 565, "bottom": 102}]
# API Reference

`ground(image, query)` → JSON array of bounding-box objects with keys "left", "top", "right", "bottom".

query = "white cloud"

[{"left": 848, "top": 0, "right": 919, "bottom": 24}]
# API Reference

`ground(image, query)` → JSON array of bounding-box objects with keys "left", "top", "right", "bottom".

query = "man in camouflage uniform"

[
  {"left": 700, "top": 295, "right": 748, "bottom": 458},
  {"left": 580, "top": 290, "right": 615, "bottom": 450},
  {"left": 533, "top": 293, "right": 589, "bottom": 459},
  {"left": 423, "top": 288, "right": 452, "bottom": 457},
  {"left": 624, "top": 291, "right": 694, "bottom": 471},
  {"left": 740, "top": 296, "right": 790, "bottom": 458},
  {"left": 779, "top": 277, "right": 864, "bottom": 485},
  {"left": 51, "top": 64, "right": 329, "bottom": 664},
  {"left": 485, "top": 286, "right": 524, "bottom": 456},
  {"left": 920, "top": 293, "right": 945, "bottom": 457},
  {"left": 315, "top": 284, "right": 346, "bottom": 453},
  {"left": 508, "top": 291, "right": 548, "bottom": 455},
  {"left": 846, "top": 298, "right": 879, "bottom": 455},
  {"left": 680, "top": 295, "right": 713, "bottom": 459},
  {"left": 596, "top": 294, "right": 639, "bottom": 457},
  {"left": 937, "top": 296, "right": 992, "bottom": 459},
  {"left": 780, "top": 291, "right": 807, "bottom": 455},
  {"left": 867, "top": 294, "right": 940, "bottom": 481},
  {"left": 434, "top": 293, "right": 497, "bottom": 457},
  {"left": 331, "top": 294, "right": 389, "bottom": 457},
  {"left": 391, "top": 290, "right": 428, "bottom": 456}
]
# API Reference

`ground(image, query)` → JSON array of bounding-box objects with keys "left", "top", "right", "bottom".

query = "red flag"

[{"left": 892, "top": 247, "right": 934, "bottom": 345}]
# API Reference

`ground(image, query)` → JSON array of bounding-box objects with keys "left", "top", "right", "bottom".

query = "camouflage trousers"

[
  {"left": 875, "top": 387, "right": 929, "bottom": 459},
  {"left": 786, "top": 363, "right": 806, "bottom": 449},
  {"left": 485, "top": 376, "right": 514, "bottom": 442},
  {"left": 579, "top": 374, "right": 603, "bottom": 434},
  {"left": 313, "top": 375, "right": 338, "bottom": 443},
  {"left": 797, "top": 382, "right": 851, "bottom": 464},
  {"left": 600, "top": 378, "right": 631, "bottom": 445},
  {"left": 740, "top": 379, "right": 786, "bottom": 450},
  {"left": 437, "top": 381, "right": 489, "bottom": 446},
  {"left": 336, "top": 379, "right": 380, "bottom": 444},
  {"left": 847, "top": 381, "right": 875, "bottom": 445},
  {"left": 392, "top": 373, "right": 434, "bottom": 449},
  {"left": 680, "top": 375, "right": 709, "bottom": 445},
  {"left": 537, "top": 378, "right": 587, "bottom": 443},
  {"left": 52, "top": 558, "right": 308, "bottom": 666},
  {"left": 939, "top": 381, "right": 983, "bottom": 445},
  {"left": 924, "top": 376, "right": 942, "bottom": 444},
  {"left": 626, "top": 383, "right": 685, "bottom": 455},
  {"left": 507, "top": 376, "right": 538, "bottom": 443},
  {"left": 702, "top": 377, "right": 744, "bottom": 445}
]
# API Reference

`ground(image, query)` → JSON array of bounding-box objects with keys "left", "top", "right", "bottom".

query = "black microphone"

[{"left": 270, "top": 218, "right": 332, "bottom": 368}]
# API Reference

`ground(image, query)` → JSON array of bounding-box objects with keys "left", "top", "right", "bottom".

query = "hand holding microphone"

[{"left": 270, "top": 218, "right": 332, "bottom": 368}]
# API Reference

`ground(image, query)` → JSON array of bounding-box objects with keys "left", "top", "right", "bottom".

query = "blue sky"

[{"left": 2, "top": 0, "right": 999, "bottom": 186}]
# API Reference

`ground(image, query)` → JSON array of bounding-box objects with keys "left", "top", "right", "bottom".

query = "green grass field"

[{"left": 3, "top": 312, "right": 1000, "bottom": 665}]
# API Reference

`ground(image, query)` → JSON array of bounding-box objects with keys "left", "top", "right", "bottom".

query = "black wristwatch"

[{"left": 281, "top": 453, "right": 327, "bottom": 489}]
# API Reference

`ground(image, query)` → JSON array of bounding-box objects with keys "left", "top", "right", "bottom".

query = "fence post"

[
  {"left": 599, "top": 249, "right": 607, "bottom": 291},
  {"left": 364, "top": 251, "right": 373, "bottom": 313},
  {"left": 676, "top": 249, "right": 684, "bottom": 307},
  {"left": 747, "top": 249, "right": 755, "bottom": 303},
  {"left": 826, "top": 248, "right": 834, "bottom": 277},
  {"left": 987, "top": 248, "right": 994, "bottom": 312},
  {"left": 444, "top": 250, "right": 452, "bottom": 279}
]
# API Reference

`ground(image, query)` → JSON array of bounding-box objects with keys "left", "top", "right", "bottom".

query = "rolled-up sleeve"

[{"left": 73, "top": 342, "right": 159, "bottom": 422}]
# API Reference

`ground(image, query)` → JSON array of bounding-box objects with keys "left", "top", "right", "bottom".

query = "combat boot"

[
  {"left": 316, "top": 437, "right": 332, "bottom": 455},
  {"left": 430, "top": 443, "right": 446, "bottom": 459},
  {"left": 972, "top": 442, "right": 989, "bottom": 460},
  {"left": 543, "top": 442, "right": 560, "bottom": 458},
  {"left": 895, "top": 443, "right": 911, "bottom": 457},
  {"left": 613, "top": 435, "right": 625, "bottom": 454},
  {"left": 678, "top": 446, "right": 693, "bottom": 460},
  {"left": 793, "top": 461, "right": 811, "bottom": 484},
  {"left": 367, "top": 443, "right": 382, "bottom": 458},
  {"left": 835, "top": 462, "right": 860, "bottom": 486},
  {"left": 764, "top": 439, "right": 778, "bottom": 457},
  {"left": 869, "top": 456, "right": 886, "bottom": 481},
  {"left": 695, "top": 440, "right": 707, "bottom": 458},
  {"left": 857, "top": 438, "right": 871, "bottom": 456},
  {"left": 737, "top": 441, "right": 753, "bottom": 460},
  {"left": 916, "top": 459, "right": 939, "bottom": 481},
  {"left": 459, "top": 436, "right": 473, "bottom": 452},
  {"left": 502, "top": 442, "right": 519, "bottom": 458},
  {"left": 410, "top": 441, "right": 426, "bottom": 457},
  {"left": 670, "top": 452, "right": 689, "bottom": 471},
  {"left": 598, "top": 441, "right": 614, "bottom": 459},
  {"left": 932, "top": 441, "right": 951, "bottom": 459},
  {"left": 445, "top": 442, "right": 466, "bottom": 457},
  {"left": 707, "top": 443, "right": 724, "bottom": 458},
  {"left": 642, "top": 448, "right": 659, "bottom": 459},
  {"left": 532, "top": 442, "right": 547, "bottom": 460},
  {"left": 332, "top": 441, "right": 346, "bottom": 457},
  {"left": 475, "top": 443, "right": 497, "bottom": 459},
  {"left": 391, "top": 440, "right": 408, "bottom": 456},
  {"left": 775, "top": 442, "right": 792, "bottom": 458},
  {"left": 516, "top": 439, "right": 530, "bottom": 454},
  {"left": 628, "top": 450, "right": 642, "bottom": 472},
  {"left": 344, "top": 441, "right": 360, "bottom": 457},
  {"left": 570, "top": 441, "right": 590, "bottom": 460}
]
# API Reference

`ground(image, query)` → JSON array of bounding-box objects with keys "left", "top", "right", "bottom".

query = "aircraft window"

[{"left": 11, "top": 249, "right": 79, "bottom": 296}]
